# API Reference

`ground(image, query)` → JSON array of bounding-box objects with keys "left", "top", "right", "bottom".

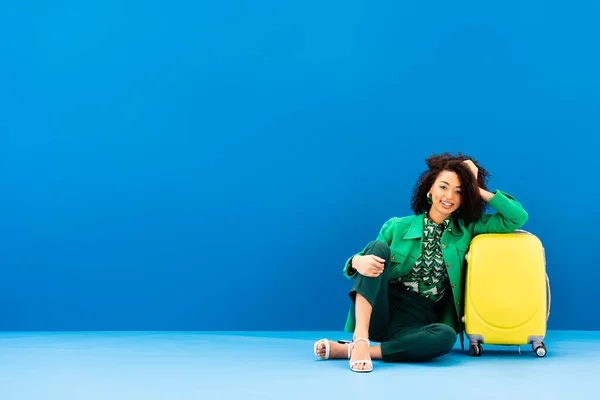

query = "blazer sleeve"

[
  {"left": 342, "top": 217, "right": 397, "bottom": 279},
  {"left": 470, "top": 190, "right": 529, "bottom": 236}
]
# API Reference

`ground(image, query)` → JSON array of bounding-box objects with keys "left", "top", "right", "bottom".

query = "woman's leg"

[
  {"left": 315, "top": 323, "right": 455, "bottom": 364},
  {"left": 348, "top": 240, "right": 393, "bottom": 337},
  {"left": 347, "top": 240, "right": 392, "bottom": 370},
  {"left": 315, "top": 240, "right": 391, "bottom": 370},
  {"left": 380, "top": 323, "right": 457, "bottom": 362},
  {"left": 380, "top": 287, "right": 457, "bottom": 362}
]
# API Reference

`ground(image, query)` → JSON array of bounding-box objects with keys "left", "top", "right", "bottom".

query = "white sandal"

[
  {"left": 313, "top": 338, "right": 351, "bottom": 360},
  {"left": 349, "top": 338, "right": 373, "bottom": 373}
]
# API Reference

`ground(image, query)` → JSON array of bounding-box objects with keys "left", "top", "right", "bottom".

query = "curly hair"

[{"left": 410, "top": 152, "right": 491, "bottom": 226}]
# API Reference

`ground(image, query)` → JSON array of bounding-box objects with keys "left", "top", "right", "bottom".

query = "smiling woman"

[
  {"left": 313, "top": 152, "right": 529, "bottom": 373},
  {"left": 429, "top": 169, "right": 464, "bottom": 217}
]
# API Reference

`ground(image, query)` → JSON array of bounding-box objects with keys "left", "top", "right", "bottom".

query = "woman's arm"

[
  {"left": 471, "top": 190, "right": 529, "bottom": 234},
  {"left": 478, "top": 187, "right": 495, "bottom": 202},
  {"left": 463, "top": 159, "right": 529, "bottom": 234}
]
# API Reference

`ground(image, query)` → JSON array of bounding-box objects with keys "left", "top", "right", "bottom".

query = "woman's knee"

[
  {"left": 403, "top": 324, "right": 456, "bottom": 362},
  {"left": 425, "top": 323, "right": 457, "bottom": 356},
  {"left": 364, "top": 240, "right": 390, "bottom": 259},
  {"left": 380, "top": 323, "right": 457, "bottom": 363}
]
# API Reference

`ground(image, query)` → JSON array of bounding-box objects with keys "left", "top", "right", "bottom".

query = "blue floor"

[{"left": 0, "top": 330, "right": 599, "bottom": 400}]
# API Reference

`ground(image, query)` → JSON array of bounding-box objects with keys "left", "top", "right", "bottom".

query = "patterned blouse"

[{"left": 393, "top": 216, "right": 450, "bottom": 302}]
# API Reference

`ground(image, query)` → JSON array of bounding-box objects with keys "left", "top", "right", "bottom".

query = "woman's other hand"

[{"left": 352, "top": 255, "right": 385, "bottom": 277}]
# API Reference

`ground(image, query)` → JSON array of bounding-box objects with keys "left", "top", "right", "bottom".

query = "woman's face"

[{"left": 428, "top": 170, "right": 463, "bottom": 222}]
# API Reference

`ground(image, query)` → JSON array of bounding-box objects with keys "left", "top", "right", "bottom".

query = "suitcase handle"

[
  {"left": 546, "top": 273, "right": 551, "bottom": 320},
  {"left": 517, "top": 230, "right": 551, "bottom": 320},
  {"left": 518, "top": 231, "right": 551, "bottom": 320}
]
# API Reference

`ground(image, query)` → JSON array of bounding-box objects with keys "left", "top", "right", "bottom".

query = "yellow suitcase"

[{"left": 463, "top": 230, "right": 551, "bottom": 357}]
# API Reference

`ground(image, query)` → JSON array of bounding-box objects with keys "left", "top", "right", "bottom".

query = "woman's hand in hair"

[{"left": 463, "top": 159, "right": 479, "bottom": 180}]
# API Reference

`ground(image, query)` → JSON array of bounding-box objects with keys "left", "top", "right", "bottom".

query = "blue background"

[{"left": 0, "top": 0, "right": 598, "bottom": 331}]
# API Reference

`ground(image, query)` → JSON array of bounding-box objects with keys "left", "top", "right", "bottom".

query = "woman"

[{"left": 313, "top": 153, "right": 529, "bottom": 372}]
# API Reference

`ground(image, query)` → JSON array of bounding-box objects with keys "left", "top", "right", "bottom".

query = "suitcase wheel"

[
  {"left": 533, "top": 342, "right": 547, "bottom": 358},
  {"left": 469, "top": 343, "right": 483, "bottom": 357}
]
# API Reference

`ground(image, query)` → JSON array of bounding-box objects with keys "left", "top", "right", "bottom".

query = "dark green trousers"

[{"left": 349, "top": 240, "right": 457, "bottom": 362}]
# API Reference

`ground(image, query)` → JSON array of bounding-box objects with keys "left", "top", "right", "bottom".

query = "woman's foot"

[
  {"left": 314, "top": 339, "right": 351, "bottom": 359},
  {"left": 349, "top": 337, "right": 373, "bottom": 372}
]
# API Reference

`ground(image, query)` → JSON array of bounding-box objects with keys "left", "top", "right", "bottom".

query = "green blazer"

[{"left": 342, "top": 190, "right": 529, "bottom": 349}]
